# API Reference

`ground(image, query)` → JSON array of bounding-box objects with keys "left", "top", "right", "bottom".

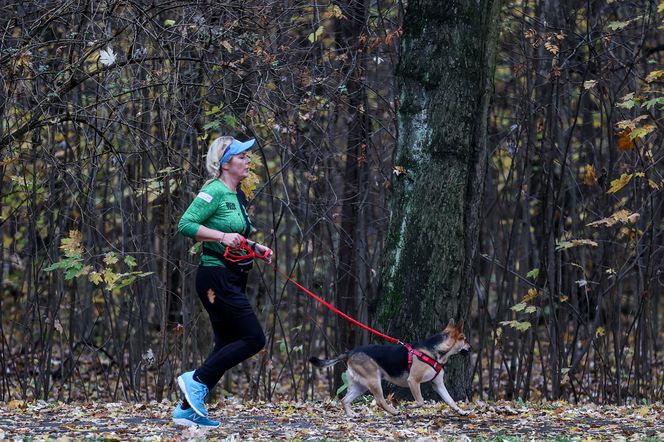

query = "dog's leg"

[
  {"left": 366, "top": 376, "right": 398, "bottom": 415},
  {"left": 407, "top": 375, "right": 425, "bottom": 408},
  {"left": 433, "top": 375, "right": 468, "bottom": 415},
  {"left": 342, "top": 381, "right": 367, "bottom": 417}
]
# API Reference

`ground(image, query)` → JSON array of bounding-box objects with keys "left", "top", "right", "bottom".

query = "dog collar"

[{"left": 404, "top": 343, "right": 443, "bottom": 380}]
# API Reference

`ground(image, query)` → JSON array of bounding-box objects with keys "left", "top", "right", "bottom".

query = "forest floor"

[{"left": 1, "top": 399, "right": 663, "bottom": 441}]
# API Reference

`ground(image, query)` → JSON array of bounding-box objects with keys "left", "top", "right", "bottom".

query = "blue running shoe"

[
  {"left": 172, "top": 403, "right": 220, "bottom": 428},
  {"left": 177, "top": 371, "right": 209, "bottom": 417}
]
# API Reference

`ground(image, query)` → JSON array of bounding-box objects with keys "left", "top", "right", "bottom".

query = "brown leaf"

[
  {"left": 207, "top": 289, "right": 216, "bottom": 304},
  {"left": 617, "top": 129, "right": 635, "bottom": 151}
]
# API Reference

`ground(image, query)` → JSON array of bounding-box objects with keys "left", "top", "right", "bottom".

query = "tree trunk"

[
  {"left": 335, "top": 0, "right": 369, "bottom": 386},
  {"left": 374, "top": 0, "right": 501, "bottom": 400}
]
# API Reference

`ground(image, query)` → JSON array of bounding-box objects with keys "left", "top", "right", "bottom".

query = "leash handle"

[{"left": 224, "top": 238, "right": 271, "bottom": 262}]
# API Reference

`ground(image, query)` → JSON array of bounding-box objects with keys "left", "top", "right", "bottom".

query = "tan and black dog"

[{"left": 310, "top": 319, "right": 471, "bottom": 416}]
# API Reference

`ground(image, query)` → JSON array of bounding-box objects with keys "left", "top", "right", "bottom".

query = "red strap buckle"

[{"left": 223, "top": 238, "right": 270, "bottom": 262}]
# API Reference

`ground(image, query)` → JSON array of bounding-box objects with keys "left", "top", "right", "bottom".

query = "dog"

[{"left": 310, "top": 319, "right": 471, "bottom": 416}]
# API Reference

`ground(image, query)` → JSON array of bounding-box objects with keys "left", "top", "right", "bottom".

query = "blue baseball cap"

[{"left": 220, "top": 138, "right": 255, "bottom": 165}]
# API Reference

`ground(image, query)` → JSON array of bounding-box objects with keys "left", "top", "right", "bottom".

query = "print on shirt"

[{"left": 197, "top": 192, "right": 213, "bottom": 203}]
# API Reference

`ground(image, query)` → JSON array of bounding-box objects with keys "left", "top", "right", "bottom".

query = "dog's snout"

[{"left": 461, "top": 344, "right": 472, "bottom": 353}]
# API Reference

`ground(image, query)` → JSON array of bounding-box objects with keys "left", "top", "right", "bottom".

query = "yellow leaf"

[
  {"left": 241, "top": 170, "right": 260, "bottom": 199},
  {"left": 616, "top": 116, "right": 648, "bottom": 130},
  {"left": 522, "top": 288, "right": 539, "bottom": 303},
  {"left": 607, "top": 173, "right": 633, "bottom": 194},
  {"left": 8, "top": 400, "right": 26, "bottom": 410},
  {"left": 90, "top": 271, "right": 103, "bottom": 285},
  {"left": 393, "top": 165, "right": 407, "bottom": 176},
  {"left": 595, "top": 326, "right": 605, "bottom": 337},
  {"left": 60, "top": 230, "right": 84, "bottom": 257},
  {"left": 636, "top": 405, "right": 650, "bottom": 417},
  {"left": 323, "top": 4, "right": 345, "bottom": 19},
  {"left": 645, "top": 69, "right": 664, "bottom": 82},
  {"left": 104, "top": 252, "right": 119, "bottom": 265},
  {"left": 629, "top": 124, "right": 656, "bottom": 140},
  {"left": 307, "top": 25, "right": 325, "bottom": 43},
  {"left": 586, "top": 209, "right": 630, "bottom": 227},
  {"left": 582, "top": 164, "right": 597, "bottom": 186},
  {"left": 104, "top": 268, "right": 119, "bottom": 289}
]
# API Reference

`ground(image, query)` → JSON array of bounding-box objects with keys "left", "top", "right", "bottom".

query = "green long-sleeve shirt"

[{"left": 178, "top": 179, "right": 253, "bottom": 267}]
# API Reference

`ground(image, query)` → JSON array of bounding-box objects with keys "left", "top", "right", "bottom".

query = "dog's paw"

[
  {"left": 455, "top": 408, "right": 470, "bottom": 416},
  {"left": 407, "top": 402, "right": 424, "bottom": 409}
]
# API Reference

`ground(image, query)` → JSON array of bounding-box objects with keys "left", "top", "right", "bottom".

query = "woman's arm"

[{"left": 195, "top": 225, "right": 244, "bottom": 247}]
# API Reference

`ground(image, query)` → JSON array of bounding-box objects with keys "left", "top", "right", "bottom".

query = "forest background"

[{"left": 1, "top": 0, "right": 663, "bottom": 410}]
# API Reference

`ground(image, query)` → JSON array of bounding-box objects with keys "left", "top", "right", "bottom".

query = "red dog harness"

[{"left": 404, "top": 343, "right": 443, "bottom": 380}]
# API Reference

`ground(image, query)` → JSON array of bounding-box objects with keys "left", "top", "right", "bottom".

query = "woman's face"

[{"left": 223, "top": 152, "right": 251, "bottom": 180}]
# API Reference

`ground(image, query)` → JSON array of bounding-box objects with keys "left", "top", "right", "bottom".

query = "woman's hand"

[
  {"left": 219, "top": 232, "right": 245, "bottom": 248},
  {"left": 253, "top": 243, "right": 273, "bottom": 263}
]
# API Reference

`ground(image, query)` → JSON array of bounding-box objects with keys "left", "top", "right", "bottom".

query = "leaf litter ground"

[{"left": 1, "top": 399, "right": 663, "bottom": 441}]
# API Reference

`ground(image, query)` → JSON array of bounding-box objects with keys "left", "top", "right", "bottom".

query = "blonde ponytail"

[{"left": 202, "top": 136, "right": 233, "bottom": 188}]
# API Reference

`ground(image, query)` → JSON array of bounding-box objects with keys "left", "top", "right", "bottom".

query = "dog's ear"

[
  {"left": 446, "top": 318, "right": 455, "bottom": 328},
  {"left": 458, "top": 319, "right": 464, "bottom": 330}
]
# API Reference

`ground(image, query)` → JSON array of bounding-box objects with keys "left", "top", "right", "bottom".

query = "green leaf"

[
  {"left": 526, "top": 268, "right": 539, "bottom": 280},
  {"left": 607, "top": 21, "right": 629, "bottom": 31},
  {"left": 64, "top": 264, "right": 88, "bottom": 280},
  {"left": 555, "top": 240, "right": 574, "bottom": 251},
  {"left": 44, "top": 260, "right": 69, "bottom": 272},
  {"left": 203, "top": 120, "right": 221, "bottom": 131},
  {"left": 511, "top": 303, "right": 527, "bottom": 312},
  {"left": 525, "top": 306, "right": 538, "bottom": 314},
  {"left": 642, "top": 97, "right": 664, "bottom": 110},
  {"left": 617, "top": 99, "right": 636, "bottom": 110},
  {"left": 115, "top": 275, "right": 137, "bottom": 290},
  {"left": 279, "top": 341, "right": 287, "bottom": 354},
  {"left": 499, "top": 320, "right": 532, "bottom": 332},
  {"left": 124, "top": 255, "right": 137, "bottom": 268},
  {"left": 205, "top": 105, "right": 223, "bottom": 116},
  {"left": 223, "top": 114, "right": 237, "bottom": 129},
  {"left": 336, "top": 372, "right": 349, "bottom": 396},
  {"left": 164, "top": 19, "right": 175, "bottom": 27},
  {"left": 189, "top": 242, "right": 202, "bottom": 255}
]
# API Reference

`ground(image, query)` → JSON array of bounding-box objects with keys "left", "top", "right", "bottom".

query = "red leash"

[
  {"left": 223, "top": 241, "right": 446, "bottom": 373},
  {"left": 223, "top": 240, "right": 402, "bottom": 345}
]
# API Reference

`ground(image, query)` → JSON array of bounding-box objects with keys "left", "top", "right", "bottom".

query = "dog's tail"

[{"left": 309, "top": 352, "right": 349, "bottom": 368}]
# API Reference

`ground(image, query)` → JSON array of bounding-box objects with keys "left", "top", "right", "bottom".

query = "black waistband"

[{"left": 202, "top": 245, "right": 253, "bottom": 272}]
